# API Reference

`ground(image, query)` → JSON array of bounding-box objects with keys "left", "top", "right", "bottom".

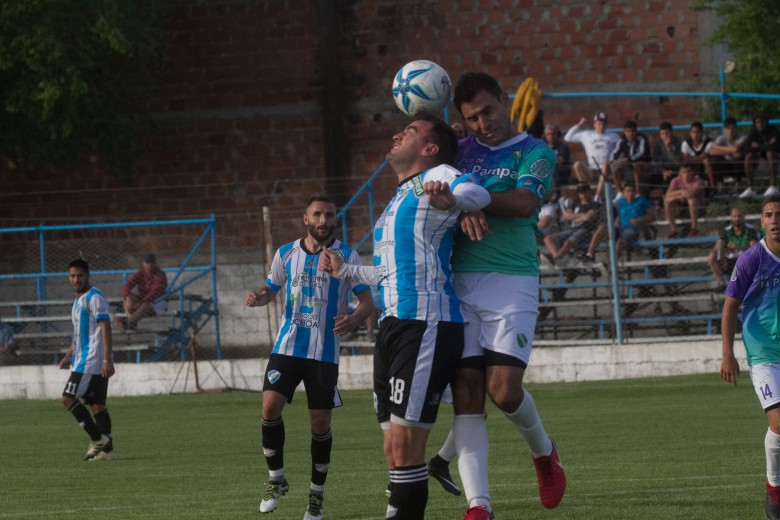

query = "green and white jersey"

[{"left": 452, "top": 133, "right": 555, "bottom": 276}]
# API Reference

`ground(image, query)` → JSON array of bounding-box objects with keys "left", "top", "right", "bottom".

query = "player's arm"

[
  {"left": 333, "top": 289, "right": 375, "bottom": 336},
  {"left": 720, "top": 295, "right": 741, "bottom": 385},
  {"left": 58, "top": 344, "right": 73, "bottom": 370},
  {"left": 245, "top": 286, "right": 277, "bottom": 307},
  {"left": 98, "top": 319, "right": 115, "bottom": 378},
  {"left": 424, "top": 179, "right": 490, "bottom": 212},
  {"left": 319, "top": 249, "right": 379, "bottom": 286},
  {"left": 563, "top": 118, "right": 586, "bottom": 142}
]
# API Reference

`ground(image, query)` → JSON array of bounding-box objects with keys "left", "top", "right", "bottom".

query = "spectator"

[
  {"left": 0, "top": 317, "right": 15, "bottom": 365},
  {"left": 664, "top": 163, "right": 706, "bottom": 238},
  {"left": 707, "top": 207, "right": 760, "bottom": 288},
  {"left": 680, "top": 121, "right": 714, "bottom": 189},
  {"left": 543, "top": 183, "right": 602, "bottom": 265},
  {"left": 649, "top": 121, "right": 684, "bottom": 199},
  {"left": 742, "top": 114, "right": 780, "bottom": 198},
  {"left": 451, "top": 121, "right": 468, "bottom": 140},
  {"left": 614, "top": 184, "right": 656, "bottom": 257},
  {"left": 564, "top": 112, "right": 621, "bottom": 198},
  {"left": 536, "top": 189, "right": 561, "bottom": 247},
  {"left": 610, "top": 120, "right": 652, "bottom": 195},
  {"left": 543, "top": 124, "right": 572, "bottom": 187},
  {"left": 709, "top": 117, "right": 747, "bottom": 196},
  {"left": 118, "top": 253, "right": 168, "bottom": 331}
]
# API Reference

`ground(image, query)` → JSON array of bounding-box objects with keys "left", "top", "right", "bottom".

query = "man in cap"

[{"left": 564, "top": 112, "right": 621, "bottom": 200}]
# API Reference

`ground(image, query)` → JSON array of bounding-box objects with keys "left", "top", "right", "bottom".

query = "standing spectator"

[
  {"left": 319, "top": 113, "right": 490, "bottom": 520},
  {"left": 719, "top": 194, "right": 780, "bottom": 520},
  {"left": 246, "top": 196, "right": 374, "bottom": 518},
  {"left": 609, "top": 120, "right": 652, "bottom": 195},
  {"left": 543, "top": 184, "right": 602, "bottom": 265},
  {"left": 452, "top": 72, "right": 566, "bottom": 519},
  {"left": 564, "top": 112, "right": 621, "bottom": 199},
  {"left": 614, "top": 184, "right": 656, "bottom": 257},
  {"left": 58, "top": 259, "right": 116, "bottom": 461},
  {"left": 0, "top": 317, "right": 15, "bottom": 365},
  {"left": 118, "top": 253, "right": 168, "bottom": 331},
  {"left": 742, "top": 114, "right": 780, "bottom": 198},
  {"left": 681, "top": 121, "right": 715, "bottom": 190},
  {"left": 709, "top": 117, "right": 747, "bottom": 196},
  {"left": 649, "top": 121, "right": 684, "bottom": 199},
  {"left": 707, "top": 207, "right": 760, "bottom": 288},
  {"left": 664, "top": 163, "right": 706, "bottom": 238},
  {"left": 543, "top": 124, "right": 572, "bottom": 187}
]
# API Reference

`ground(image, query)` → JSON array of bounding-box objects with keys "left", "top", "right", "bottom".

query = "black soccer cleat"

[{"left": 428, "top": 456, "right": 462, "bottom": 496}]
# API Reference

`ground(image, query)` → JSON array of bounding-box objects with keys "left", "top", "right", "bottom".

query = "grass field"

[{"left": 0, "top": 373, "right": 767, "bottom": 519}]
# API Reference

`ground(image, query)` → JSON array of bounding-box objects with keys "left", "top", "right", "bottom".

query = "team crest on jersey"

[
  {"left": 410, "top": 176, "right": 425, "bottom": 198},
  {"left": 529, "top": 159, "right": 551, "bottom": 179},
  {"left": 516, "top": 333, "right": 528, "bottom": 349},
  {"left": 78, "top": 294, "right": 90, "bottom": 313},
  {"left": 428, "top": 392, "right": 441, "bottom": 407},
  {"left": 513, "top": 151, "right": 523, "bottom": 160},
  {"left": 267, "top": 370, "right": 281, "bottom": 384}
]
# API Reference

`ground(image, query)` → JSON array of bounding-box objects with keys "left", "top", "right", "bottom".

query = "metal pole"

[
  {"left": 719, "top": 63, "right": 727, "bottom": 122},
  {"left": 603, "top": 180, "right": 624, "bottom": 344},
  {"left": 209, "top": 215, "right": 221, "bottom": 360},
  {"left": 262, "top": 207, "right": 279, "bottom": 340}
]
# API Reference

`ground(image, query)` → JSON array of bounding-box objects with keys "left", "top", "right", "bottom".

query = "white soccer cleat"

[
  {"left": 302, "top": 493, "right": 324, "bottom": 520},
  {"left": 259, "top": 479, "right": 289, "bottom": 513},
  {"left": 738, "top": 187, "right": 757, "bottom": 199},
  {"left": 764, "top": 185, "right": 780, "bottom": 197},
  {"left": 84, "top": 435, "right": 110, "bottom": 461}
]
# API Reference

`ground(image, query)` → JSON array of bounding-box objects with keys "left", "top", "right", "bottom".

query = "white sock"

[
  {"left": 438, "top": 428, "right": 457, "bottom": 461},
  {"left": 504, "top": 389, "right": 552, "bottom": 458},
  {"left": 766, "top": 428, "right": 780, "bottom": 486},
  {"left": 453, "top": 414, "right": 491, "bottom": 510}
]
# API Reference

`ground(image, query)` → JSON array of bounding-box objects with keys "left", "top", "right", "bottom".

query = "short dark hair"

[
  {"left": 68, "top": 258, "right": 89, "bottom": 273},
  {"left": 690, "top": 121, "right": 704, "bottom": 131},
  {"left": 763, "top": 194, "right": 780, "bottom": 209},
  {"left": 624, "top": 120, "right": 637, "bottom": 130},
  {"left": 453, "top": 72, "right": 503, "bottom": 113},
  {"left": 659, "top": 121, "right": 673, "bottom": 131},
  {"left": 306, "top": 195, "right": 335, "bottom": 209},
  {"left": 412, "top": 111, "right": 458, "bottom": 166},
  {"left": 723, "top": 117, "right": 737, "bottom": 127}
]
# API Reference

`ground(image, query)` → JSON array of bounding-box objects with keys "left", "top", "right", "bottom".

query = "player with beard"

[{"left": 245, "top": 195, "right": 374, "bottom": 520}]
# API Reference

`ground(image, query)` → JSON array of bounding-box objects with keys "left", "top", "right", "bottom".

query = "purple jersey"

[{"left": 724, "top": 239, "right": 780, "bottom": 365}]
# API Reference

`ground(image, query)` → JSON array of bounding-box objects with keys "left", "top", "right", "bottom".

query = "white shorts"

[
  {"left": 749, "top": 364, "right": 780, "bottom": 411},
  {"left": 453, "top": 272, "right": 538, "bottom": 366}
]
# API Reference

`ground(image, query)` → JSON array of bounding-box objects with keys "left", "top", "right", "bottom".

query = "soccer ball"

[{"left": 392, "top": 60, "right": 452, "bottom": 116}]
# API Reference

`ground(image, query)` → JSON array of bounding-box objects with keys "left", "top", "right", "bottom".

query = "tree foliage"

[
  {"left": 694, "top": 0, "right": 780, "bottom": 119},
  {"left": 0, "top": 0, "right": 165, "bottom": 179}
]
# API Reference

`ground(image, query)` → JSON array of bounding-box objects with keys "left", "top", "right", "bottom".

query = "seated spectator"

[
  {"left": 0, "top": 317, "right": 15, "bottom": 366},
  {"left": 536, "top": 189, "right": 561, "bottom": 246},
  {"left": 709, "top": 117, "right": 746, "bottom": 196},
  {"left": 648, "top": 121, "right": 684, "bottom": 200},
  {"left": 543, "top": 183, "right": 602, "bottom": 265},
  {"left": 614, "top": 184, "right": 656, "bottom": 257},
  {"left": 681, "top": 121, "right": 714, "bottom": 189},
  {"left": 118, "top": 253, "right": 168, "bottom": 331},
  {"left": 544, "top": 124, "right": 572, "bottom": 187},
  {"left": 609, "top": 120, "right": 651, "bottom": 195},
  {"left": 664, "top": 163, "right": 706, "bottom": 238},
  {"left": 707, "top": 206, "right": 760, "bottom": 288},
  {"left": 742, "top": 114, "right": 779, "bottom": 198},
  {"left": 564, "top": 112, "right": 621, "bottom": 198}
]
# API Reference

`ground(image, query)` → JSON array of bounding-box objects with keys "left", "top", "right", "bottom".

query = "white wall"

[{"left": 0, "top": 336, "right": 738, "bottom": 400}]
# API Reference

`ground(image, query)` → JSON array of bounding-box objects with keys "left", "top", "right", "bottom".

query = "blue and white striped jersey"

[
  {"left": 70, "top": 287, "right": 111, "bottom": 375},
  {"left": 266, "top": 238, "right": 368, "bottom": 364},
  {"left": 374, "top": 164, "right": 477, "bottom": 322}
]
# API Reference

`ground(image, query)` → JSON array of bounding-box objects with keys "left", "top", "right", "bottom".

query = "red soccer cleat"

[
  {"left": 463, "top": 505, "right": 495, "bottom": 520},
  {"left": 767, "top": 482, "right": 780, "bottom": 520},
  {"left": 533, "top": 439, "right": 566, "bottom": 509}
]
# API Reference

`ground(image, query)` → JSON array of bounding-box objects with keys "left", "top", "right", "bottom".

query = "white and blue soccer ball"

[{"left": 392, "top": 60, "right": 451, "bottom": 116}]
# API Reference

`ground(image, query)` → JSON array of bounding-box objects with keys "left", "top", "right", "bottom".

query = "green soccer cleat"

[
  {"left": 303, "top": 493, "right": 323, "bottom": 520},
  {"left": 259, "top": 479, "right": 289, "bottom": 513}
]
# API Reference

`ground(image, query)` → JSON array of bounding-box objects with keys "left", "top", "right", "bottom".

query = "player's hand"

[
  {"left": 460, "top": 211, "right": 490, "bottom": 240},
  {"left": 578, "top": 117, "right": 587, "bottom": 127},
  {"left": 319, "top": 248, "right": 344, "bottom": 278},
  {"left": 333, "top": 314, "right": 358, "bottom": 336},
  {"left": 102, "top": 361, "right": 115, "bottom": 378},
  {"left": 245, "top": 288, "right": 272, "bottom": 307},
  {"left": 58, "top": 353, "right": 70, "bottom": 370},
  {"left": 424, "top": 180, "right": 456, "bottom": 210},
  {"left": 720, "top": 354, "right": 741, "bottom": 385}
]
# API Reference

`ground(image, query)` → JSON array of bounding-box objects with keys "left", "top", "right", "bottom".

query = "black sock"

[
  {"left": 389, "top": 465, "right": 428, "bottom": 520},
  {"left": 69, "top": 401, "right": 101, "bottom": 441},
  {"left": 430, "top": 453, "right": 448, "bottom": 466},
  {"left": 262, "top": 416, "right": 285, "bottom": 475},
  {"left": 94, "top": 409, "right": 113, "bottom": 448},
  {"left": 310, "top": 429, "right": 332, "bottom": 490}
]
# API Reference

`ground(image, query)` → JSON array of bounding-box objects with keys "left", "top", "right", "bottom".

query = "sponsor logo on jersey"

[
  {"left": 536, "top": 184, "right": 547, "bottom": 198},
  {"left": 302, "top": 295, "right": 328, "bottom": 308},
  {"left": 529, "top": 158, "right": 551, "bottom": 179},
  {"left": 291, "top": 273, "right": 328, "bottom": 288},
  {"left": 428, "top": 392, "right": 441, "bottom": 407},
  {"left": 730, "top": 266, "right": 738, "bottom": 282},
  {"left": 523, "top": 179, "right": 535, "bottom": 188},
  {"left": 516, "top": 333, "right": 528, "bottom": 349},
  {"left": 267, "top": 370, "right": 281, "bottom": 384},
  {"left": 292, "top": 312, "right": 319, "bottom": 328},
  {"left": 411, "top": 176, "right": 425, "bottom": 197}
]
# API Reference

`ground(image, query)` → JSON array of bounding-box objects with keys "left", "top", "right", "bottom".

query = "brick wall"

[{"left": 1, "top": 0, "right": 714, "bottom": 254}]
